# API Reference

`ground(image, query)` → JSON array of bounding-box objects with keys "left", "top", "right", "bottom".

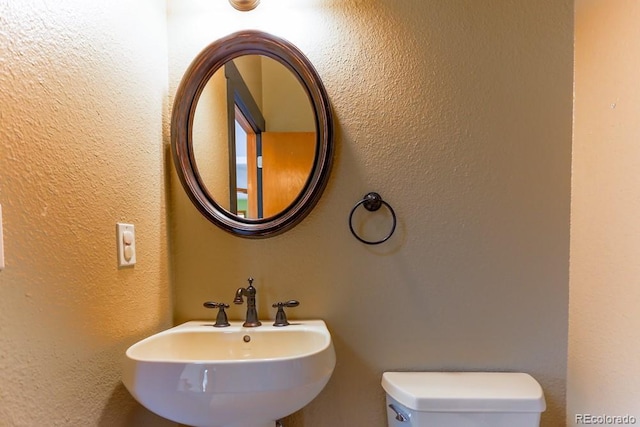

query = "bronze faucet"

[{"left": 233, "top": 277, "right": 262, "bottom": 327}]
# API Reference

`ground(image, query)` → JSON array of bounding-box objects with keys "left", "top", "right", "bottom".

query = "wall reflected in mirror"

[{"left": 192, "top": 54, "right": 317, "bottom": 220}]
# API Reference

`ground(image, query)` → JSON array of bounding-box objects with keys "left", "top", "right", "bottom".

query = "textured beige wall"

[
  {"left": 168, "top": 1, "right": 572, "bottom": 426},
  {"left": 568, "top": 1, "right": 640, "bottom": 425},
  {"left": 0, "top": 1, "right": 173, "bottom": 425}
]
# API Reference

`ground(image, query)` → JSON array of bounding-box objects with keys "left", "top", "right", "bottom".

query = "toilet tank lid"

[{"left": 381, "top": 372, "right": 546, "bottom": 413}]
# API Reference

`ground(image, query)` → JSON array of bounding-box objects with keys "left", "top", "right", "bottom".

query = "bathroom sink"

[{"left": 122, "top": 320, "right": 335, "bottom": 427}]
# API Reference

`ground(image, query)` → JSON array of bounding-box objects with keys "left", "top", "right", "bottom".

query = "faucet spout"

[
  {"left": 233, "top": 287, "right": 245, "bottom": 304},
  {"left": 233, "top": 277, "right": 262, "bottom": 327}
]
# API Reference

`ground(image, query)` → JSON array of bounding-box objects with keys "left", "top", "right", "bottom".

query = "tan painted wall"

[
  {"left": 0, "top": 1, "right": 173, "bottom": 425},
  {"left": 168, "top": 1, "right": 572, "bottom": 426},
  {"left": 261, "top": 56, "right": 315, "bottom": 132},
  {"left": 193, "top": 70, "right": 230, "bottom": 206},
  {"left": 568, "top": 1, "right": 640, "bottom": 425}
]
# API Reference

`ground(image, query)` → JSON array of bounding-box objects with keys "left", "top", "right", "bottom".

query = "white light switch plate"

[
  {"left": 116, "top": 223, "right": 136, "bottom": 267},
  {"left": 0, "top": 204, "right": 4, "bottom": 271}
]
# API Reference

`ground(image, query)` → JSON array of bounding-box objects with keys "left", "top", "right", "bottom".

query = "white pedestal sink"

[{"left": 122, "top": 320, "right": 335, "bottom": 427}]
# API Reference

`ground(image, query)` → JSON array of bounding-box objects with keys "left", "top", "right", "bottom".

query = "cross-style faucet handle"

[
  {"left": 203, "top": 301, "right": 230, "bottom": 327},
  {"left": 272, "top": 300, "right": 299, "bottom": 327}
]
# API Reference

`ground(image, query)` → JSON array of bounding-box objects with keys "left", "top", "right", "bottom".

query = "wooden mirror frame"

[{"left": 171, "top": 30, "right": 334, "bottom": 238}]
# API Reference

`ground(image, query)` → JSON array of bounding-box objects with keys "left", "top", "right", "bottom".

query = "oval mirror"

[{"left": 171, "top": 31, "right": 333, "bottom": 238}]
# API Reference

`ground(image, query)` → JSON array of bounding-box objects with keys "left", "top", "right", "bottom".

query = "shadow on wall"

[
  {"left": 283, "top": 333, "right": 387, "bottom": 426},
  {"left": 99, "top": 383, "right": 178, "bottom": 427}
]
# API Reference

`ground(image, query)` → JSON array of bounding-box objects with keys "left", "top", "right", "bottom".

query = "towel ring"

[{"left": 349, "top": 192, "right": 397, "bottom": 245}]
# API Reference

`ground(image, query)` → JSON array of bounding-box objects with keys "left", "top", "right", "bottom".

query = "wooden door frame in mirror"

[{"left": 171, "top": 30, "right": 334, "bottom": 238}]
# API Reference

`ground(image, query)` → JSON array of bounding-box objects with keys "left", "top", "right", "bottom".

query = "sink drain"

[{"left": 243, "top": 335, "right": 251, "bottom": 343}]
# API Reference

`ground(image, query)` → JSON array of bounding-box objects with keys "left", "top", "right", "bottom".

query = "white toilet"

[{"left": 381, "top": 371, "right": 546, "bottom": 427}]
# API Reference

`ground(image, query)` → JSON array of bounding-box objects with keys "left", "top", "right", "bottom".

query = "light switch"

[
  {"left": 122, "top": 230, "right": 133, "bottom": 246},
  {"left": 116, "top": 223, "right": 136, "bottom": 267},
  {"left": 0, "top": 204, "right": 4, "bottom": 271}
]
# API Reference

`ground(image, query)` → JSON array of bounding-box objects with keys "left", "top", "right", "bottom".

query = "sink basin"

[{"left": 122, "top": 320, "right": 335, "bottom": 427}]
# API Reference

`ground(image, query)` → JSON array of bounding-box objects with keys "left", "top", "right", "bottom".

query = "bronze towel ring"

[{"left": 349, "top": 192, "right": 397, "bottom": 245}]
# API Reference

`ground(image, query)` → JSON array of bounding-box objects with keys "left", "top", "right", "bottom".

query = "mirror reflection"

[{"left": 192, "top": 55, "right": 316, "bottom": 220}]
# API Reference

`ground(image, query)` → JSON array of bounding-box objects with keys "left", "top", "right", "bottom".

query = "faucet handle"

[
  {"left": 273, "top": 300, "right": 299, "bottom": 308},
  {"left": 203, "top": 301, "right": 230, "bottom": 327},
  {"left": 272, "top": 300, "right": 299, "bottom": 327}
]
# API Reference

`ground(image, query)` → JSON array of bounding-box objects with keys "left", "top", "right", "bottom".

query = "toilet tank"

[{"left": 381, "top": 372, "right": 546, "bottom": 427}]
